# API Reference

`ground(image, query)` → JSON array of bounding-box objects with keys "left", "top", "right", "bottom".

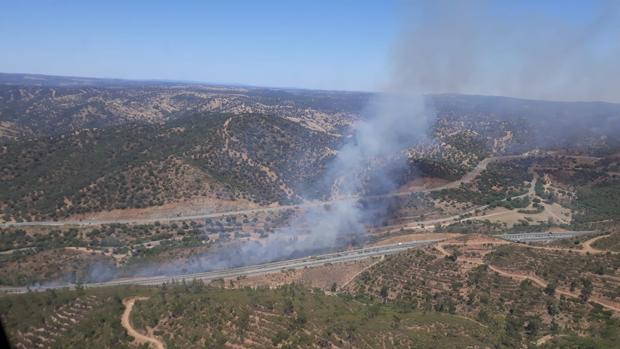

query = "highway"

[
  {"left": 0, "top": 231, "right": 598, "bottom": 294},
  {"left": 497, "top": 230, "right": 595, "bottom": 242},
  {"left": 0, "top": 239, "right": 439, "bottom": 294}
]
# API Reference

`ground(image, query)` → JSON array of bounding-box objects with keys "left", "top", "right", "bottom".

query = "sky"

[
  {"left": 1, "top": 0, "right": 619, "bottom": 99},
  {"left": 0, "top": 0, "right": 400, "bottom": 91}
]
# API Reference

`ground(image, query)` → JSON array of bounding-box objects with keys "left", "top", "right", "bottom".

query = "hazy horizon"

[{"left": 1, "top": 0, "right": 619, "bottom": 102}]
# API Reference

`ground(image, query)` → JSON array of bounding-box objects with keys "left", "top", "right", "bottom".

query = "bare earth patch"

[
  {"left": 370, "top": 232, "right": 461, "bottom": 247},
  {"left": 68, "top": 196, "right": 259, "bottom": 222},
  {"left": 234, "top": 259, "right": 378, "bottom": 290},
  {"left": 398, "top": 177, "right": 451, "bottom": 192},
  {"left": 122, "top": 297, "right": 165, "bottom": 349}
]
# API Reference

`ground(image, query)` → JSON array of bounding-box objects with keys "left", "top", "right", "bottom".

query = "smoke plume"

[
  {"left": 126, "top": 92, "right": 434, "bottom": 277},
  {"left": 392, "top": 0, "right": 620, "bottom": 102},
  {"left": 80, "top": 0, "right": 620, "bottom": 282}
]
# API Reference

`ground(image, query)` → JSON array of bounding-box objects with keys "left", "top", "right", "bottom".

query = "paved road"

[
  {"left": 0, "top": 154, "right": 534, "bottom": 228},
  {"left": 0, "top": 239, "right": 440, "bottom": 294},
  {"left": 497, "top": 231, "right": 595, "bottom": 242}
]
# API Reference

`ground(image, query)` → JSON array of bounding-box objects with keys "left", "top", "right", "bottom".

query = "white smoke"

[
  {"left": 84, "top": 0, "right": 620, "bottom": 280},
  {"left": 392, "top": 0, "right": 620, "bottom": 102},
  {"left": 140, "top": 92, "right": 434, "bottom": 276}
]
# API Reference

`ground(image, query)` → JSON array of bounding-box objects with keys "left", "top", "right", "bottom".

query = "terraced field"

[
  {"left": 347, "top": 235, "right": 620, "bottom": 347},
  {"left": 128, "top": 284, "right": 492, "bottom": 349},
  {"left": 1, "top": 283, "right": 494, "bottom": 349},
  {"left": 486, "top": 243, "right": 620, "bottom": 309},
  {"left": 14, "top": 295, "right": 101, "bottom": 349}
]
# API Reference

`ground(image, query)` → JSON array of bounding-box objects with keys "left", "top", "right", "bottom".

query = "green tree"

[
  {"left": 379, "top": 286, "right": 389, "bottom": 301},
  {"left": 580, "top": 278, "right": 593, "bottom": 302}
]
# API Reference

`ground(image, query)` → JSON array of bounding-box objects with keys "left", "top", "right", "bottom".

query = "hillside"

[
  {"left": 2, "top": 75, "right": 620, "bottom": 222},
  {"left": 0, "top": 283, "right": 495, "bottom": 348},
  {"left": 0, "top": 112, "right": 339, "bottom": 221},
  {"left": 2, "top": 233, "right": 619, "bottom": 348},
  {"left": 2, "top": 74, "right": 620, "bottom": 349},
  {"left": 0, "top": 73, "right": 365, "bottom": 142},
  {"left": 347, "top": 234, "right": 620, "bottom": 348}
]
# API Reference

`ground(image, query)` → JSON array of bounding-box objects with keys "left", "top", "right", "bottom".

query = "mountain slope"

[{"left": 0, "top": 113, "right": 339, "bottom": 220}]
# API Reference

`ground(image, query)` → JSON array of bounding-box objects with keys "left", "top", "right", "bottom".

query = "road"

[
  {"left": 496, "top": 231, "right": 595, "bottom": 243},
  {"left": 382, "top": 176, "right": 538, "bottom": 233},
  {"left": 435, "top": 232, "right": 620, "bottom": 313},
  {"left": 0, "top": 239, "right": 439, "bottom": 294},
  {"left": 122, "top": 297, "right": 165, "bottom": 349},
  {"left": 0, "top": 154, "right": 534, "bottom": 228}
]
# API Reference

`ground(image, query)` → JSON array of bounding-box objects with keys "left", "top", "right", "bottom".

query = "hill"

[
  {"left": 2, "top": 74, "right": 620, "bottom": 222},
  {"left": 0, "top": 112, "right": 339, "bottom": 221}
]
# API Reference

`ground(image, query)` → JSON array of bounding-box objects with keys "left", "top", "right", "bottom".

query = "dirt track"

[
  {"left": 122, "top": 297, "right": 165, "bottom": 349},
  {"left": 435, "top": 238, "right": 620, "bottom": 313},
  {"left": 521, "top": 234, "right": 618, "bottom": 256},
  {"left": 582, "top": 234, "right": 618, "bottom": 254},
  {"left": 486, "top": 264, "right": 620, "bottom": 313}
]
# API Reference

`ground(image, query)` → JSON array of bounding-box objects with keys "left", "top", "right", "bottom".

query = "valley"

[{"left": 1, "top": 73, "right": 620, "bottom": 348}]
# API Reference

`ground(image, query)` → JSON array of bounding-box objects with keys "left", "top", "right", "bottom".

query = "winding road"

[
  {"left": 437, "top": 234, "right": 620, "bottom": 313},
  {"left": 122, "top": 297, "right": 165, "bottom": 349},
  {"left": 582, "top": 234, "right": 617, "bottom": 254}
]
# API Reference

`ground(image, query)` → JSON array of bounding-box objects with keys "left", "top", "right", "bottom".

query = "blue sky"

[
  {"left": 0, "top": 1, "right": 401, "bottom": 91},
  {"left": 1, "top": 1, "right": 617, "bottom": 95}
]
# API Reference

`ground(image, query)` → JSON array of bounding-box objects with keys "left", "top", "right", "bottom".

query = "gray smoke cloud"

[
  {"left": 78, "top": 0, "right": 620, "bottom": 283},
  {"left": 126, "top": 92, "right": 434, "bottom": 277},
  {"left": 391, "top": 0, "right": 620, "bottom": 102},
  {"left": 105, "top": 19, "right": 445, "bottom": 278}
]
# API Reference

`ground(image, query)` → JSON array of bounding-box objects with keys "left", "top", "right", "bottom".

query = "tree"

[
  {"left": 282, "top": 298, "right": 294, "bottom": 315},
  {"left": 544, "top": 281, "right": 557, "bottom": 296},
  {"left": 391, "top": 314, "right": 401, "bottom": 329},
  {"left": 570, "top": 280, "right": 577, "bottom": 292},
  {"left": 446, "top": 251, "right": 459, "bottom": 262},
  {"left": 580, "top": 278, "right": 593, "bottom": 302},
  {"left": 546, "top": 301, "right": 559, "bottom": 316},
  {"left": 379, "top": 286, "right": 389, "bottom": 301},
  {"left": 75, "top": 279, "right": 85, "bottom": 295},
  {"left": 525, "top": 316, "right": 542, "bottom": 338}
]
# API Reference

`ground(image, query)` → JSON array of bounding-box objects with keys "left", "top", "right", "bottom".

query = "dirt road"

[
  {"left": 582, "top": 234, "right": 617, "bottom": 254},
  {"left": 122, "top": 297, "right": 165, "bottom": 349},
  {"left": 486, "top": 264, "right": 620, "bottom": 313},
  {"left": 435, "top": 239, "right": 620, "bottom": 313},
  {"left": 518, "top": 234, "right": 618, "bottom": 256}
]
